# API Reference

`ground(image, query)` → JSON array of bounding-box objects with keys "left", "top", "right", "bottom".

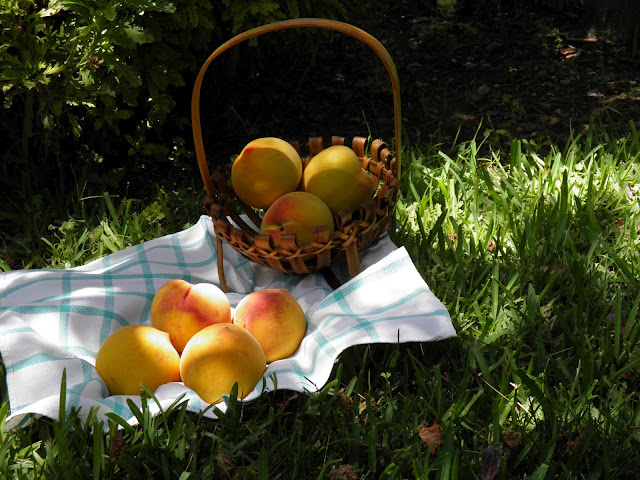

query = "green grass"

[
  {"left": 1, "top": 125, "right": 640, "bottom": 478},
  {"left": 0, "top": 182, "right": 203, "bottom": 271}
]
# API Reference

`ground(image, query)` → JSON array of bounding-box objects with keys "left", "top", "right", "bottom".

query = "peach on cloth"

[
  {"left": 151, "top": 279, "right": 231, "bottom": 354},
  {"left": 95, "top": 325, "right": 181, "bottom": 396},
  {"left": 233, "top": 289, "right": 307, "bottom": 363},
  {"left": 180, "top": 323, "right": 267, "bottom": 404}
]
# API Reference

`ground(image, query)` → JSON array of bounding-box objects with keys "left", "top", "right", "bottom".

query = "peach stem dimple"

[{"left": 182, "top": 286, "right": 191, "bottom": 304}]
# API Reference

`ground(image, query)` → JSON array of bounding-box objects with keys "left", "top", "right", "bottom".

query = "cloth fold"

[{"left": 0, "top": 216, "right": 455, "bottom": 429}]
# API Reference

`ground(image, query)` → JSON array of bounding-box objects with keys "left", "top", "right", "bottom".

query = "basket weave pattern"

[
  {"left": 204, "top": 135, "right": 399, "bottom": 277},
  {"left": 192, "top": 19, "right": 402, "bottom": 290}
]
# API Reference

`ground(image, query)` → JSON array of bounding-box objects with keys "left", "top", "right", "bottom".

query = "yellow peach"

[
  {"left": 231, "top": 137, "right": 302, "bottom": 209},
  {"left": 179, "top": 323, "right": 267, "bottom": 404},
  {"left": 233, "top": 289, "right": 307, "bottom": 363},
  {"left": 302, "top": 145, "right": 376, "bottom": 214},
  {"left": 260, "top": 191, "right": 334, "bottom": 246},
  {"left": 151, "top": 279, "right": 231, "bottom": 354},
  {"left": 95, "top": 325, "right": 181, "bottom": 396}
]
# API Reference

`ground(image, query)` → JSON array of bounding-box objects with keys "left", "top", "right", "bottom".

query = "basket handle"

[{"left": 191, "top": 18, "right": 402, "bottom": 197}]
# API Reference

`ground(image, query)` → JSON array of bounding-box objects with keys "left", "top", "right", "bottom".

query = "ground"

[
  {"left": 131, "top": 4, "right": 640, "bottom": 197},
  {"left": 213, "top": 5, "right": 639, "bottom": 149}
]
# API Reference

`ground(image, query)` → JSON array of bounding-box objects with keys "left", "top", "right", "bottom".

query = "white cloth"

[{"left": 0, "top": 216, "right": 455, "bottom": 429}]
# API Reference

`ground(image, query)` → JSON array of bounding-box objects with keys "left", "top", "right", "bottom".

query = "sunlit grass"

[{"left": 1, "top": 125, "right": 640, "bottom": 478}]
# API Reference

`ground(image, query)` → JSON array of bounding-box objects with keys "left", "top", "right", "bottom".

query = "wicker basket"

[{"left": 191, "top": 18, "right": 402, "bottom": 292}]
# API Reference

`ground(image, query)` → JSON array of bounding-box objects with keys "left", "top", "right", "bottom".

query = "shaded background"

[{"left": 1, "top": 0, "right": 639, "bottom": 263}]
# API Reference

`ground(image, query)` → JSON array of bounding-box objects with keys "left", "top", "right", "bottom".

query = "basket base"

[
  {"left": 215, "top": 231, "right": 362, "bottom": 292},
  {"left": 206, "top": 134, "right": 400, "bottom": 292},
  {"left": 318, "top": 267, "right": 342, "bottom": 290}
]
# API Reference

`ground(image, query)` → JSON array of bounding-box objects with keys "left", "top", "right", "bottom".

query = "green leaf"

[
  {"left": 124, "top": 25, "right": 153, "bottom": 45},
  {"left": 43, "top": 63, "right": 64, "bottom": 77},
  {"left": 0, "top": 258, "right": 11, "bottom": 271}
]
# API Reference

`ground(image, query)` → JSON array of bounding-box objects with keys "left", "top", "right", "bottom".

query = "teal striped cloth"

[{"left": 0, "top": 216, "right": 455, "bottom": 429}]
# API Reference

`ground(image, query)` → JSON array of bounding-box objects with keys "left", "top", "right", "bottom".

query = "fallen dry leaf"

[
  {"left": 358, "top": 395, "right": 382, "bottom": 413},
  {"left": 502, "top": 430, "right": 521, "bottom": 450},
  {"left": 452, "top": 112, "right": 476, "bottom": 121},
  {"left": 418, "top": 420, "right": 444, "bottom": 455},
  {"left": 481, "top": 443, "right": 503, "bottom": 480},
  {"left": 338, "top": 387, "right": 354, "bottom": 408},
  {"left": 108, "top": 429, "right": 126, "bottom": 461},
  {"left": 276, "top": 393, "right": 299, "bottom": 413},
  {"left": 220, "top": 452, "right": 235, "bottom": 471},
  {"left": 330, "top": 464, "right": 357, "bottom": 480}
]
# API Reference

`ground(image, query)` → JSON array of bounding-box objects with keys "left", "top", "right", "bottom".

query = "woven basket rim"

[
  {"left": 204, "top": 134, "right": 399, "bottom": 280},
  {"left": 191, "top": 19, "right": 402, "bottom": 289}
]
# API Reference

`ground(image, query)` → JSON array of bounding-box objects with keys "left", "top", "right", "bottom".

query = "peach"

[
  {"left": 150, "top": 279, "right": 231, "bottom": 354},
  {"left": 233, "top": 289, "right": 307, "bottom": 363},
  {"left": 231, "top": 137, "right": 303, "bottom": 209},
  {"left": 302, "top": 145, "right": 376, "bottom": 214},
  {"left": 260, "top": 191, "right": 334, "bottom": 246},
  {"left": 95, "top": 325, "right": 181, "bottom": 396},
  {"left": 180, "top": 323, "right": 267, "bottom": 404}
]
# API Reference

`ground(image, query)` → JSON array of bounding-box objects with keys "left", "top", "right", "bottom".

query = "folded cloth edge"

[{"left": 1, "top": 217, "right": 455, "bottom": 430}]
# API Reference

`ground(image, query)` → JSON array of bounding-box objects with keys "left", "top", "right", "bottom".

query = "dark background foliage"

[{"left": 1, "top": 0, "right": 639, "bottom": 265}]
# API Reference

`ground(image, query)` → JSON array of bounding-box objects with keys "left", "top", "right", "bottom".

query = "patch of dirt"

[
  {"left": 377, "top": 4, "right": 640, "bottom": 150},
  {"left": 129, "top": 4, "right": 640, "bottom": 197},
  {"left": 197, "top": 4, "right": 639, "bottom": 164}
]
